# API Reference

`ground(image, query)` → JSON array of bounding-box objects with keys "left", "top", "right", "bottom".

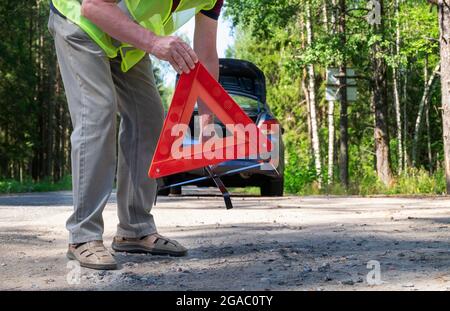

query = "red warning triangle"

[{"left": 148, "top": 62, "right": 272, "bottom": 179}]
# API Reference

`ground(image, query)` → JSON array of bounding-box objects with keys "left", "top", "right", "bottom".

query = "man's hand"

[{"left": 149, "top": 36, "right": 198, "bottom": 74}]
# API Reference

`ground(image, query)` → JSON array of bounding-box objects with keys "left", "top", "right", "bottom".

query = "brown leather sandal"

[
  {"left": 112, "top": 233, "right": 188, "bottom": 257},
  {"left": 67, "top": 240, "right": 118, "bottom": 270}
]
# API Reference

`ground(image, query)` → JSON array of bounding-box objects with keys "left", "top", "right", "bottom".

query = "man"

[{"left": 48, "top": 0, "right": 223, "bottom": 270}]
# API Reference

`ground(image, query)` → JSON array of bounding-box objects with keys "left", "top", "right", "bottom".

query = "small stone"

[
  {"left": 177, "top": 267, "right": 183, "bottom": 272},
  {"left": 45, "top": 278, "right": 55, "bottom": 284},
  {"left": 303, "top": 266, "right": 312, "bottom": 273},
  {"left": 402, "top": 283, "right": 415, "bottom": 288},
  {"left": 356, "top": 277, "right": 364, "bottom": 283},
  {"left": 324, "top": 275, "right": 333, "bottom": 282},
  {"left": 1, "top": 263, "right": 6, "bottom": 267},
  {"left": 398, "top": 252, "right": 405, "bottom": 257},
  {"left": 98, "top": 271, "right": 109, "bottom": 277},
  {"left": 342, "top": 279, "right": 354, "bottom": 286},
  {"left": 318, "top": 263, "right": 330, "bottom": 272},
  {"left": 86, "top": 273, "right": 96, "bottom": 279}
]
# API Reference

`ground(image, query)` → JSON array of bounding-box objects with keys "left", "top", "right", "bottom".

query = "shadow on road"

[{"left": 1, "top": 220, "right": 449, "bottom": 290}]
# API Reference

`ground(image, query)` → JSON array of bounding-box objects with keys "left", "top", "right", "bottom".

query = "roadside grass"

[
  {"left": 228, "top": 187, "right": 261, "bottom": 195},
  {"left": 0, "top": 168, "right": 446, "bottom": 196},
  {"left": 288, "top": 168, "right": 447, "bottom": 196},
  {"left": 0, "top": 175, "right": 72, "bottom": 194}
]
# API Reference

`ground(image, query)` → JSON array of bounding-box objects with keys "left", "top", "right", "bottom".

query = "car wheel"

[
  {"left": 158, "top": 188, "right": 171, "bottom": 196},
  {"left": 170, "top": 186, "right": 182, "bottom": 196},
  {"left": 260, "top": 177, "right": 284, "bottom": 197}
]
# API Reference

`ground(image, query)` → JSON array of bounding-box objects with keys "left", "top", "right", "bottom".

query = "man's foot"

[
  {"left": 112, "top": 233, "right": 188, "bottom": 257},
  {"left": 67, "top": 240, "right": 118, "bottom": 270}
]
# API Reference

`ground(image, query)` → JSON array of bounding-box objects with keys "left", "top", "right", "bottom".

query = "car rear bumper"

[{"left": 186, "top": 159, "right": 281, "bottom": 178}]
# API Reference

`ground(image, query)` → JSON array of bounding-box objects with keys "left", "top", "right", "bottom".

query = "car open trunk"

[
  {"left": 218, "top": 58, "right": 266, "bottom": 105},
  {"left": 188, "top": 58, "right": 267, "bottom": 138}
]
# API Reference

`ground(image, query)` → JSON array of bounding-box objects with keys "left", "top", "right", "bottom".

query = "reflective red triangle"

[{"left": 149, "top": 62, "right": 271, "bottom": 179}]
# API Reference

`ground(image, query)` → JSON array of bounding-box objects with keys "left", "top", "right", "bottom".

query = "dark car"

[{"left": 159, "top": 58, "right": 285, "bottom": 196}]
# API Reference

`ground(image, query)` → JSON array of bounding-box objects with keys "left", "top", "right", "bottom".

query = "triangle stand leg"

[
  {"left": 152, "top": 162, "right": 277, "bottom": 209},
  {"left": 205, "top": 166, "right": 233, "bottom": 210}
]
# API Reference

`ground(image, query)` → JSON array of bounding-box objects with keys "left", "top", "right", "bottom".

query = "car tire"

[
  {"left": 170, "top": 186, "right": 182, "bottom": 196},
  {"left": 158, "top": 188, "right": 171, "bottom": 196},
  {"left": 260, "top": 177, "right": 284, "bottom": 197},
  {"left": 158, "top": 186, "right": 182, "bottom": 196}
]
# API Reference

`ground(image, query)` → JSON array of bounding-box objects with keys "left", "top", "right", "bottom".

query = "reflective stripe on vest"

[{"left": 52, "top": 0, "right": 217, "bottom": 72}]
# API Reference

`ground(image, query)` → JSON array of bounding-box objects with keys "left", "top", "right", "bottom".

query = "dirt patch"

[{"left": 0, "top": 190, "right": 449, "bottom": 290}]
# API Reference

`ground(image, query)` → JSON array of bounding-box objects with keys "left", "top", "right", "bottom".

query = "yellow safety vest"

[{"left": 52, "top": 0, "right": 217, "bottom": 72}]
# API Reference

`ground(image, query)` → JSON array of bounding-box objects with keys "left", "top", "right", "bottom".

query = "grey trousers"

[{"left": 48, "top": 11, "right": 164, "bottom": 244}]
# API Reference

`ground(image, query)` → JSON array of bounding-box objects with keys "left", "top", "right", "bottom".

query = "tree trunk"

[
  {"left": 306, "top": 2, "right": 322, "bottom": 187},
  {"left": 403, "top": 65, "right": 410, "bottom": 168},
  {"left": 371, "top": 0, "right": 393, "bottom": 186},
  {"left": 299, "top": 15, "right": 312, "bottom": 150},
  {"left": 327, "top": 0, "right": 338, "bottom": 185},
  {"left": 338, "top": 0, "right": 348, "bottom": 188},
  {"left": 438, "top": 1, "right": 450, "bottom": 194},
  {"left": 425, "top": 99, "right": 433, "bottom": 173},
  {"left": 393, "top": 0, "right": 403, "bottom": 174},
  {"left": 302, "top": 68, "right": 312, "bottom": 149},
  {"left": 327, "top": 100, "right": 335, "bottom": 184},
  {"left": 412, "top": 61, "right": 440, "bottom": 166}
]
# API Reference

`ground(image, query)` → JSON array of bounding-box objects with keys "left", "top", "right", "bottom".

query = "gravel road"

[{"left": 0, "top": 189, "right": 449, "bottom": 291}]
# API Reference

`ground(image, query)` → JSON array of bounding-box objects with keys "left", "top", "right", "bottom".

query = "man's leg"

[
  {"left": 49, "top": 12, "right": 117, "bottom": 244},
  {"left": 110, "top": 55, "right": 164, "bottom": 238},
  {"left": 110, "top": 55, "right": 188, "bottom": 256}
]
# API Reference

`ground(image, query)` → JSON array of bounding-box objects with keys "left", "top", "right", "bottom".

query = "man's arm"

[
  {"left": 193, "top": 14, "right": 219, "bottom": 129},
  {"left": 81, "top": 0, "right": 197, "bottom": 74},
  {"left": 194, "top": 13, "right": 219, "bottom": 80}
]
